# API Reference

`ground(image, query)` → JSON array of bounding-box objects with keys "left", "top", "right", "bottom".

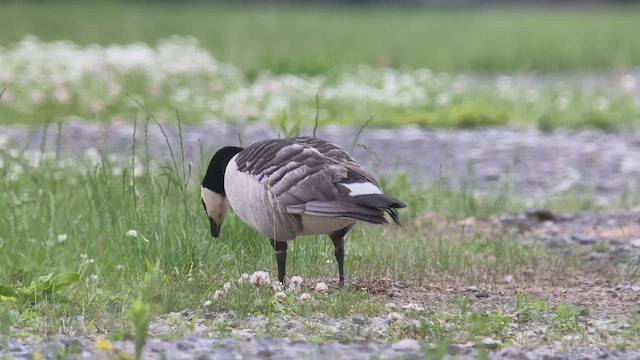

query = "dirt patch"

[
  {"left": 355, "top": 275, "right": 640, "bottom": 315},
  {"left": 342, "top": 210, "right": 640, "bottom": 315}
]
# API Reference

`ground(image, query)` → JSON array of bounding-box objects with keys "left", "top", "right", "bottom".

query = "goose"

[{"left": 201, "top": 136, "right": 406, "bottom": 288}]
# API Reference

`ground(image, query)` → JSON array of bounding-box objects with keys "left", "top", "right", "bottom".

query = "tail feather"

[{"left": 351, "top": 194, "right": 406, "bottom": 226}]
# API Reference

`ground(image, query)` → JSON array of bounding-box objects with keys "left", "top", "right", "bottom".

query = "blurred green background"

[{"left": 2, "top": 1, "right": 640, "bottom": 75}]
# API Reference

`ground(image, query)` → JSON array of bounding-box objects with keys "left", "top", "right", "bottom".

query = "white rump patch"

[{"left": 344, "top": 182, "right": 383, "bottom": 196}]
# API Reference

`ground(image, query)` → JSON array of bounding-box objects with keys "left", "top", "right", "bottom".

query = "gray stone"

[
  {"left": 177, "top": 341, "right": 195, "bottom": 351},
  {"left": 351, "top": 314, "right": 366, "bottom": 326},
  {"left": 480, "top": 337, "right": 501, "bottom": 350},
  {"left": 631, "top": 239, "right": 640, "bottom": 248},
  {"left": 572, "top": 234, "right": 599, "bottom": 245},
  {"left": 149, "top": 322, "right": 172, "bottom": 335},
  {"left": 391, "top": 339, "right": 421, "bottom": 352},
  {"left": 494, "top": 346, "right": 531, "bottom": 360}
]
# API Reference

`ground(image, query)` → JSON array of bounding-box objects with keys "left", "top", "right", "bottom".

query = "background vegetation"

[{"left": 1, "top": 1, "right": 640, "bottom": 75}]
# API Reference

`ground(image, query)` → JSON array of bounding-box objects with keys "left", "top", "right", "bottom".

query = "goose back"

[{"left": 224, "top": 137, "right": 403, "bottom": 241}]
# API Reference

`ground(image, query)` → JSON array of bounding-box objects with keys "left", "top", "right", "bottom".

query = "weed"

[{"left": 129, "top": 298, "right": 152, "bottom": 360}]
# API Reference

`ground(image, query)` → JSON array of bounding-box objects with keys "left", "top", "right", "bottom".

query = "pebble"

[
  {"left": 352, "top": 314, "right": 367, "bottom": 326},
  {"left": 631, "top": 239, "right": 640, "bottom": 248},
  {"left": 391, "top": 339, "right": 421, "bottom": 352},
  {"left": 494, "top": 346, "right": 531, "bottom": 359},
  {"left": 480, "top": 337, "right": 502, "bottom": 350},
  {"left": 572, "top": 234, "right": 599, "bottom": 245}
]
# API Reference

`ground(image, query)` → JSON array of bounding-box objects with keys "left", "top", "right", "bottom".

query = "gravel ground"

[
  {"left": 4, "top": 335, "right": 640, "bottom": 360},
  {"left": 2, "top": 119, "right": 640, "bottom": 198},
  {"left": 2, "top": 121, "right": 640, "bottom": 359}
]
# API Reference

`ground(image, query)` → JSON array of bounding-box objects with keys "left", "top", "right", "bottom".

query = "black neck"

[{"left": 202, "top": 146, "right": 244, "bottom": 195}]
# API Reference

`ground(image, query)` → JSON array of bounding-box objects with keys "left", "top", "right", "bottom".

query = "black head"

[
  {"left": 201, "top": 146, "right": 243, "bottom": 238},
  {"left": 202, "top": 146, "right": 244, "bottom": 195}
]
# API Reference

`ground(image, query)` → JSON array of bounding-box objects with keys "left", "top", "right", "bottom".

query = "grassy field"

[
  {"left": 1, "top": 128, "right": 639, "bottom": 355},
  {"left": 1, "top": 2, "right": 640, "bottom": 129},
  {"left": 2, "top": 2, "right": 640, "bottom": 357},
  {"left": 1, "top": 2, "right": 640, "bottom": 75}
]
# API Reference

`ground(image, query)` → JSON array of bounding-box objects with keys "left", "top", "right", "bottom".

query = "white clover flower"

[
  {"left": 57, "top": 234, "right": 68, "bottom": 243},
  {"left": 325, "top": 259, "right": 333, "bottom": 265},
  {"left": 402, "top": 303, "right": 425, "bottom": 312},
  {"left": 54, "top": 86, "right": 71, "bottom": 105},
  {"left": 213, "top": 289, "right": 224, "bottom": 300},
  {"left": 126, "top": 230, "right": 138, "bottom": 238},
  {"left": 289, "top": 276, "right": 304, "bottom": 292},
  {"left": 89, "top": 274, "right": 99, "bottom": 283},
  {"left": 314, "top": 282, "right": 328, "bottom": 293},
  {"left": 387, "top": 312, "right": 404, "bottom": 322},
  {"left": 250, "top": 271, "right": 270, "bottom": 287},
  {"left": 621, "top": 74, "right": 637, "bottom": 93},
  {"left": 223, "top": 282, "right": 232, "bottom": 293},
  {"left": 203, "top": 300, "right": 212, "bottom": 307},
  {"left": 290, "top": 276, "right": 303, "bottom": 286},
  {"left": 115, "top": 264, "right": 124, "bottom": 271},
  {"left": 238, "top": 273, "right": 250, "bottom": 285},
  {"left": 274, "top": 292, "right": 287, "bottom": 303},
  {"left": 299, "top": 293, "right": 312, "bottom": 302}
]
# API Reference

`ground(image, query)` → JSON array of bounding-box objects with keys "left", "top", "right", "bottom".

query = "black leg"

[
  {"left": 330, "top": 226, "right": 352, "bottom": 289},
  {"left": 270, "top": 239, "right": 288, "bottom": 284}
]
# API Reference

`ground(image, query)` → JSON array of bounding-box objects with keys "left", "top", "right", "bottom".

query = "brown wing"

[{"left": 234, "top": 138, "right": 403, "bottom": 224}]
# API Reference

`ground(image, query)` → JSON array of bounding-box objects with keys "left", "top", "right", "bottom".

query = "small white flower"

[
  {"left": 238, "top": 273, "right": 250, "bottom": 285},
  {"left": 115, "top": 264, "right": 124, "bottom": 271},
  {"left": 325, "top": 259, "right": 333, "bottom": 265},
  {"left": 250, "top": 271, "right": 270, "bottom": 287},
  {"left": 57, "top": 234, "right": 68, "bottom": 243},
  {"left": 274, "top": 291, "right": 287, "bottom": 303},
  {"left": 621, "top": 74, "right": 637, "bottom": 93},
  {"left": 594, "top": 97, "right": 610, "bottom": 111},
  {"left": 126, "top": 229, "right": 138, "bottom": 238},
  {"left": 88, "top": 258, "right": 95, "bottom": 264},
  {"left": 89, "top": 274, "right": 99, "bottom": 283},
  {"left": 223, "top": 282, "right": 232, "bottom": 293},
  {"left": 213, "top": 289, "right": 224, "bottom": 300},
  {"left": 54, "top": 86, "right": 70, "bottom": 105},
  {"left": 290, "top": 276, "right": 304, "bottom": 286},
  {"left": 203, "top": 300, "right": 212, "bottom": 307},
  {"left": 387, "top": 312, "right": 404, "bottom": 322},
  {"left": 436, "top": 92, "right": 451, "bottom": 106},
  {"left": 314, "top": 282, "right": 328, "bottom": 293},
  {"left": 299, "top": 293, "right": 312, "bottom": 302},
  {"left": 289, "top": 275, "right": 304, "bottom": 291},
  {"left": 556, "top": 96, "right": 570, "bottom": 110}
]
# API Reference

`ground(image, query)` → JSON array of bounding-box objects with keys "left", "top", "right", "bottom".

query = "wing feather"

[{"left": 233, "top": 137, "right": 404, "bottom": 225}]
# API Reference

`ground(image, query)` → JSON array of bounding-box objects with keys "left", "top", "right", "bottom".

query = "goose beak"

[{"left": 209, "top": 218, "right": 220, "bottom": 238}]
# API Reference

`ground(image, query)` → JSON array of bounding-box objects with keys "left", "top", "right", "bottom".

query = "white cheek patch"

[
  {"left": 344, "top": 182, "right": 383, "bottom": 196},
  {"left": 201, "top": 187, "right": 228, "bottom": 221}
]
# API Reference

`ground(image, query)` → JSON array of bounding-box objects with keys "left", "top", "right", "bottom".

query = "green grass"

[
  {"left": 1, "top": 1, "right": 640, "bottom": 74},
  {"left": 1, "top": 127, "right": 639, "bottom": 353}
]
